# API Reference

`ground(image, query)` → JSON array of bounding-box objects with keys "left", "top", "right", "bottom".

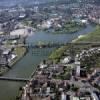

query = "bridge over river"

[
  {"left": 1, "top": 43, "right": 100, "bottom": 83},
  {"left": 0, "top": 77, "right": 30, "bottom": 82},
  {"left": 15, "top": 42, "right": 100, "bottom": 49},
  {"left": 0, "top": 24, "right": 96, "bottom": 100}
]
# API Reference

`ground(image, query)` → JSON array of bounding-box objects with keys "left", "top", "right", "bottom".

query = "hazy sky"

[
  {"left": 0, "top": 0, "right": 54, "bottom": 4},
  {"left": 0, "top": 0, "right": 57, "bottom": 6}
]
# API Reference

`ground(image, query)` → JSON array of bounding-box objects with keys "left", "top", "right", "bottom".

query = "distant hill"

[
  {"left": 0, "top": 0, "right": 55, "bottom": 7},
  {"left": 0, "top": 0, "right": 75, "bottom": 7}
]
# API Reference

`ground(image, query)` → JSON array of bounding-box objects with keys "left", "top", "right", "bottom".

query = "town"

[
  {"left": 0, "top": 0, "right": 99, "bottom": 100},
  {"left": 20, "top": 43, "right": 100, "bottom": 100}
]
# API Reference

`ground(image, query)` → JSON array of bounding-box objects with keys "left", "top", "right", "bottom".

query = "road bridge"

[
  {"left": 0, "top": 77, "right": 30, "bottom": 82},
  {"left": 14, "top": 42, "right": 100, "bottom": 49}
]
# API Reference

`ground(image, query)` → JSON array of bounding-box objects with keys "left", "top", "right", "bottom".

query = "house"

[
  {"left": 75, "top": 61, "right": 81, "bottom": 77},
  {"left": 62, "top": 56, "right": 71, "bottom": 64},
  {"left": 10, "top": 29, "right": 29, "bottom": 37},
  {"left": 46, "top": 87, "right": 50, "bottom": 95},
  {"left": 0, "top": 46, "right": 15, "bottom": 67},
  {"left": 61, "top": 92, "right": 66, "bottom": 100},
  {"left": 72, "top": 97, "right": 79, "bottom": 100},
  {"left": 0, "top": 56, "right": 8, "bottom": 67},
  {"left": 39, "top": 64, "right": 47, "bottom": 69},
  {"left": 2, "top": 49, "right": 11, "bottom": 55},
  {"left": 8, "top": 54, "right": 17, "bottom": 63}
]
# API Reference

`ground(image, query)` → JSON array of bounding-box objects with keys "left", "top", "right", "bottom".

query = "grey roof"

[{"left": 0, "top": 56, "right": 8, "bottom": 66}]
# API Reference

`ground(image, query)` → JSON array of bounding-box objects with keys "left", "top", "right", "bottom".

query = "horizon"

[{"left": 0, "top": 0, "right": 60, "bottom": 7}]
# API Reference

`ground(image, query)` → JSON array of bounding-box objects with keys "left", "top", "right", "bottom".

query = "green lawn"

[
  {"left": 49, "top": 46, "right": 67, "bottom": 63},
  {"left": 10, "top": 47, "right": 26, "bottom": 66},
  {"left": 72, "top": 25, "right": 100, "bottom": 70},
  {"left": 14, "top": 47, "right": 26, "bottom": 57},
  {"left": 0, "top": 67, "right": 8, "bottom": 76}
]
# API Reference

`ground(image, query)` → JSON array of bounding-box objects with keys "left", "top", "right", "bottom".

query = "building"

[
  {"left": 61, "top": 92, "right": 66, "bottom": 100},
  {"left": 62, "top": 56, "right": 72, "bottom": 64},
  {"left": 75, "top": 61, "right": 81, "bottom": 77}
]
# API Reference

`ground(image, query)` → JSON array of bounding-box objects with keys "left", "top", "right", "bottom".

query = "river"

[{"left": 0, "top": 24, "right": 95, "bottom": 100}]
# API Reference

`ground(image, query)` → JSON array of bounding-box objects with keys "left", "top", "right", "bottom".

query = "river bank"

[
  {"left": 72, "top": 25, "right": 100, "bottom": 43},
  {"left": 0, "top": 23, "right": 94, "bottom": 75},
  {"left": 19, "top": 42, "right": 100, "bottom": 100},
  {"left": 52, "top": 21, "right": 86, "bottom": 34},
  {"left": 0, "top": 47, "right": 27, "bottom": 76},
  {"left": 0, "top": 24, "right": 96, "bottom": 100},
  {"left": 20, "top": 24, "right": 97, "bottom": 97}
]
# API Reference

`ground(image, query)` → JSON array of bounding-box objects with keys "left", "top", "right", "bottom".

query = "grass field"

[{"left": 9, "top": 47, "right": 26, "bottom": 66}]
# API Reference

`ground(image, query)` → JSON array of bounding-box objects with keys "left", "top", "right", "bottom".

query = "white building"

[
  {"left": 61, "top": 92, "right": 66, "bottom": 100},
  {"left": 40, "top": 64, "right": 47, "bottom": 69},
  {"left": 46, "top": 87, "right": 50, "bottom": 95},
  {"left": 34, "top": 6, "right": 39, "bottom": 13},
  {"left": 75, "top": 61, "right": 81, "bottom": 77},
  {"left": 10, "top": 29, "right": 29, "bottom": 37},
  {"left": 62, "top": 56, "right": 71, "bottom": 64}
]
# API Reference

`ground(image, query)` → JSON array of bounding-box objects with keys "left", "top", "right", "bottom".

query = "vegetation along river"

[{"left": 0, "top": 24, "right": 95, "bottom": 100}]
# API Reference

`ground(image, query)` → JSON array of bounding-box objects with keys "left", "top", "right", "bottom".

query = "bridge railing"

[{"left": 0, "top": 77, "right": 30, "bottom": 82}]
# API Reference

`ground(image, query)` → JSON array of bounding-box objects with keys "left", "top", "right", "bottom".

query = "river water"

[{"left": 0, "top": 25, "right": 95, "bottom": 100}]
